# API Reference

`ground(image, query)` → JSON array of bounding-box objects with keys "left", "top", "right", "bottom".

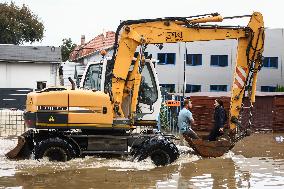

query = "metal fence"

[
  {"left": 0, "top": 109, "right": 26, "bottom": 137},
  {"left": 160, "top": 94, "right": 184, "bottom": 134}
]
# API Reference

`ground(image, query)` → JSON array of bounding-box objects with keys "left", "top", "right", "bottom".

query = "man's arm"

[
  {"left": 188, "top": 111, "right": 195, "bottom": 125},
  {"left": 191, "top": 117, "right": 195, "bottom": 125}
]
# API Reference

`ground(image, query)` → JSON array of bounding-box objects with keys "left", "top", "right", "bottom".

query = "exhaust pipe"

[{"left": 68, "top": 77, "right": 75, "bottom": 90}]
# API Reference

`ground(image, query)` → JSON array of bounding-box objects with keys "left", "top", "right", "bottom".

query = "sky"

[{"left": 1, "top": 0, "right": 283, "bottom": 46}]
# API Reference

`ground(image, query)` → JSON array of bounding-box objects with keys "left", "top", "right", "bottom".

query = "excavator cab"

[{"left": 80, "top": 57, "right": 162, "bottom": 125}]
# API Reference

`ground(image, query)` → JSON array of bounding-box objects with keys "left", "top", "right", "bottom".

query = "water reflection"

[
  {"left": 178, "top": 158, "right": 238, "bottom": 189},
  {"left": 155, "top": 157, "right": 284, "bottom": 189},
  {"left": 5, "top": 163, "right": 180, "bottom": 188}
]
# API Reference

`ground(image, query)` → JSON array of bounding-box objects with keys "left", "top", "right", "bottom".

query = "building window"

[
  {"left": 185, "top": 84, "right": 201, "bottom": 93},
  {"left": 160, "top": 84, "right": 175, "bottom": 93},
  {"left": 263, "top": 57, "right": 278, "bottom": 68},
  {"left": 210, "top": 85, "right": 227, "bottom": 92},
  {"left": 261, "top": 86, "right": 276, "bottom": 92},
  {"left": 157, "top": 53, "right": 176, "bottom": 65},
  {"left": 211, "top": 55, "right": 228, "bottom": 67},
  {"left": 185, "top": 54, "right": 202, "bottom": 66}
]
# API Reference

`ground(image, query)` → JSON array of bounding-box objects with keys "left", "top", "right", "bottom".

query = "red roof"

[{"left": 69, "top": 31, "right": 115, "bottom": 61}]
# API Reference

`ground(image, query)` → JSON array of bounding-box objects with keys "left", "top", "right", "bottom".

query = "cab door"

[
  {"left": 80, "top": 59, "right": 106, "bottom": 91},
  {"left": 136, "top": 61, "right": 161, "bottom": 122}
]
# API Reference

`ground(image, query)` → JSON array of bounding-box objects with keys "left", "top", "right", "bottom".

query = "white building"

[
  {"left": 72, "top": 28, "right": 284, "bottom": 93},
  {"left": 145, "top": 28, "right": 283, "bottom": 93},
  {"left": 0, "top": 45, "right": 61, "bottom": 109},
  {"left": 0, "top": 45, "right": 61, "bottom": 89}
]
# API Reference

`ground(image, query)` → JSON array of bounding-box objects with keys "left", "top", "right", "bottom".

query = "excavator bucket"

[
  {"left": 6, "top": 136, "right": 26, "bottom": 159},
  {"left": 183, "top": 134, "right": 234, "bottom": 157},
  {"left": 6, "top": 129, "right": 34, "bottom": 159}
]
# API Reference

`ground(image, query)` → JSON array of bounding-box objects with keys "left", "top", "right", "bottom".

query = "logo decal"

[
  {"left": 166, "top": 32, "right": 183, "bottom": 42},
  {"left": 49, "top": 116, "right": 55, "bottom": 122}
]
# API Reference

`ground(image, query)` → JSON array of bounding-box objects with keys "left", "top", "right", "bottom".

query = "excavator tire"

[
  {"left": 35, "top": 137, "right": 76, "bottom": 162},
  {"left": 135, "top": 136, "right": 179, "bottom": 166}
]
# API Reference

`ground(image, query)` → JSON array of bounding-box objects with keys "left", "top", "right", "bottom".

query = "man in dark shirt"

[{"left": 208, "top": 99, "right": 226, "bottom": 141}]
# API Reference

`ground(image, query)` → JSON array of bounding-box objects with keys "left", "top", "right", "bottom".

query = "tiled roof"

[
  {"left": 70, "top": 31, "right": 115, "bottom": 61},
  {"left": 0, "top": 45, "right": 61, "bottom": 63}
]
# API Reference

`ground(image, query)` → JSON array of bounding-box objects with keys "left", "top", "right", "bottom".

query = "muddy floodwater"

[{"left": 0, "top": 132, "right": 284, "bottom": 189}]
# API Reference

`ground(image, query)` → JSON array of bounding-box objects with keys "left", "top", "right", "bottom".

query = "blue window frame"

[
  {"left": 261, "top": 86, "right": 276, "bottom": 92},
  {"left": 157, "top": 53, "right": 176, "bottom": 65},
  {"left": 160, "top": 84, "right": 175, "bottom": 93},
  {"left": 211, "top": 55, "right": 228, "bottom": 67},
  {"left": 185, "top": 54, "right": 202, "bottom": 66},
  {"left": 185, "top": 84, "right": 201, "bottom": 93},
  {"left": 210, "top": 85, "right": 227, "bottom": 92},
  {"left": 263, "top": 57, "right": 278, "bottom": 68}
]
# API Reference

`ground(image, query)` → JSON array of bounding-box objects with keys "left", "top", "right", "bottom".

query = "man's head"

[{"left": 184, "top": 99, "right": 192, "bottom": 109}]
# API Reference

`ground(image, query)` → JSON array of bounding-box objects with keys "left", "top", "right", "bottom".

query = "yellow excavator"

[{"left": 7, "top": 12, "right": 264, "bottom": 166}]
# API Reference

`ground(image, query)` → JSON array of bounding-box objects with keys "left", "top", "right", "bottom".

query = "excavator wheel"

[
  {"left": 35, "top": 138, "right": 76, "bottom": 162},
  {"left": 130, "top": 145, "right": 141, "bottom": 157},
  {"left": 134, "top": 136, "right": 179, "bottom": 166}
]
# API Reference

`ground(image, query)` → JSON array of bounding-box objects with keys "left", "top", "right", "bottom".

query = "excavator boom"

[{"left": 107, "top": 12, "right": 264, "bottom": 127}]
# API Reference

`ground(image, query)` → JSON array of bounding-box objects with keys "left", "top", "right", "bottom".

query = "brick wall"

[
  {"left": 273, "top": 97, "right": 284, "bottom": 131},
  {"left": 189, "top": 95, "right": 284, "bottom": 132}
]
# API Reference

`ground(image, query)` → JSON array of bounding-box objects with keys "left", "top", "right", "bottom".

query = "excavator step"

[{"left": 82, "top": 150, "right": 129, "bottom": 155}]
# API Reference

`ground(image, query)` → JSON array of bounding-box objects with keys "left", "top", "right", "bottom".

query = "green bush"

[
  {"left": 159, "top": 103, "right": 170, "bottom": 130},
  {"left": 276, "top": 85, "right": 284, "bottom": 92}
]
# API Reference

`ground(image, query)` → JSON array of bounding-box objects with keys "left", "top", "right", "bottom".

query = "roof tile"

[{"left": 70, "top": 31, "right": 115, "bottom": 61}]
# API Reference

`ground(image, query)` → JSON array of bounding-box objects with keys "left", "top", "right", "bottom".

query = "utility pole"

[{"left": 183, "top": 43, "right": 188, "bottom": 99}]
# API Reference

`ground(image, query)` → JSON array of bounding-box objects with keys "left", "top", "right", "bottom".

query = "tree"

[
  {"left": 0, "top": 2, "right": 44, "bottom": 45},
  {"left": 61, "top": 38, "right": 77, "bottom": 62}
]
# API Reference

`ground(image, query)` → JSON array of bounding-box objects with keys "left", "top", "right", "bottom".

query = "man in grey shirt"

[{"left": 178, "top": 99, "right": 199, "bottom": 139}]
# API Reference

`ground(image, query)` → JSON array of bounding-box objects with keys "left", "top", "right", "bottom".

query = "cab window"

[
  {"left": 83, "top": 64, "right": 102, "bottom": 90},
  {"left": 139, "top": 64, "right": 158, "bottom": 105}
]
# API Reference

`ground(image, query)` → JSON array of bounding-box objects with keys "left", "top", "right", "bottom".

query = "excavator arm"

[
  {"left": 230, "top": 14, "right": 264, "bottom": 132},
  {"left": 108, "top": 12, "right": 264, "bottom": 132},
  {"left": 106, "top": 12, "right": 264, "bottom": 157}
]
